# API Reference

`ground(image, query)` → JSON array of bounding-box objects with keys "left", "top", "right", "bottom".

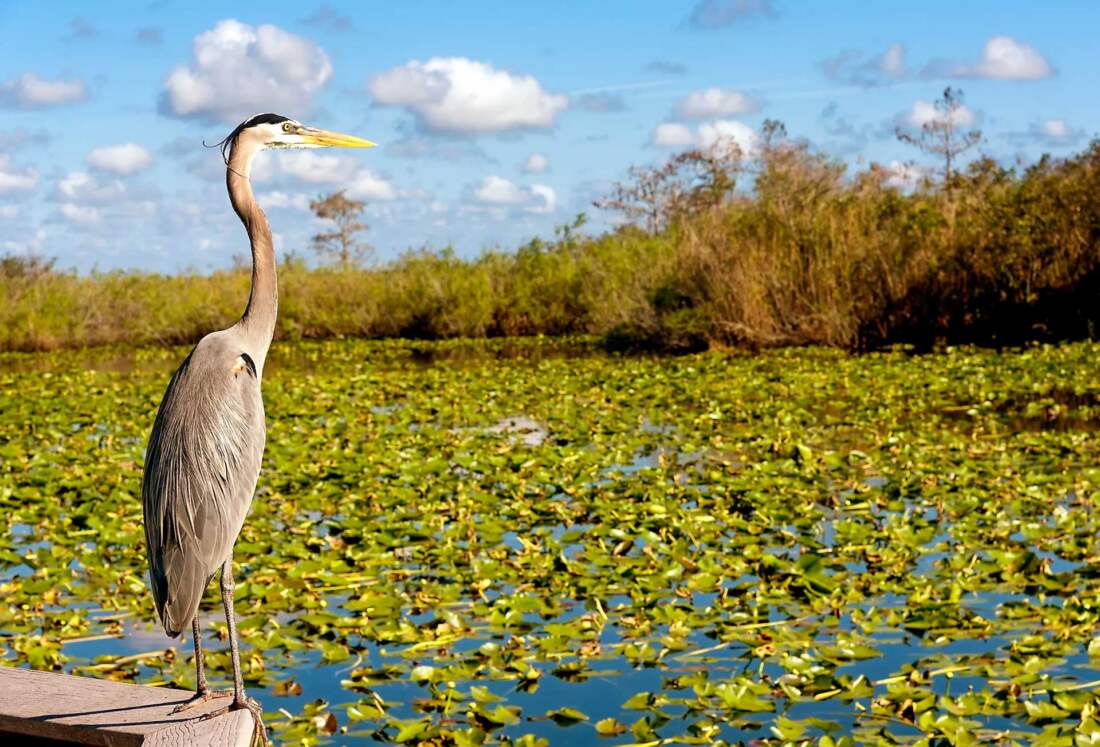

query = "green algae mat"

[{"left": 1, "top": 339, "right": 1099, "bottom": 746}]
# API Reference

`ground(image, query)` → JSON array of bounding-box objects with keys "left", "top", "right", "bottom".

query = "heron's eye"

[{"left": 282, "top": 122, "right": 294, "bottom": 133}]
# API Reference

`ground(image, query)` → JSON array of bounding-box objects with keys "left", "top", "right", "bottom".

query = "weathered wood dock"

[{"left": 0, "top": 667, "right": 256, "bottom": 746}]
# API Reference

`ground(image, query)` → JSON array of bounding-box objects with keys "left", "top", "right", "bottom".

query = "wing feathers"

[{"left": 142, "top": 335, "right": 265, "bottom": 637}]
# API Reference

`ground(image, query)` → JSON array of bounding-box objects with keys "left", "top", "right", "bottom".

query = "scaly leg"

[
  {"left": 170, "top": 616, "right": 231, "bottom": 714},
  {"left": 198, "top": 558, "right": 268, "bottom": 746}
]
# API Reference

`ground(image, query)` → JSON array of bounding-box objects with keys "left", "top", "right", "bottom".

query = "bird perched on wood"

[{"left": 141, "top": 113, "right": 375, "bottom": 744}]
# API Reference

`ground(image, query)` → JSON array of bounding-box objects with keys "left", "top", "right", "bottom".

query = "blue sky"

[{"left": 0, "top": 0, "right": 1094, "bottom": 273}]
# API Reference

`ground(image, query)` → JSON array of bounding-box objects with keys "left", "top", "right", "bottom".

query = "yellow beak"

[{"left": 300, "top": 128, "right": 377, "bottom": 148}]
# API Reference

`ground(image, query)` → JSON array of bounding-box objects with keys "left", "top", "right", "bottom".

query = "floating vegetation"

[{"left": 1, "top": 339, "right": 1099, "bottom": 745}]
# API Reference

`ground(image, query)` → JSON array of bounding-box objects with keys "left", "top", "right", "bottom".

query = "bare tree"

[
  {"left": 309, "top": 190, "right": 371, "bottom": 266},
  {"left": 896, "top": 87, "right": 981, "bottom": 181},
  {"left": 595, "top": 144, "right": 746, "bottom": 232}
]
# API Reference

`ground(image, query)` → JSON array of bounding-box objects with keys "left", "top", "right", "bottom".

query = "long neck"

[{"left": 227, "top": 139, "right": 277, "bottom": 373}]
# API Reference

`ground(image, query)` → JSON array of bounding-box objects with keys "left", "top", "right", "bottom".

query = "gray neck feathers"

[{"left": 227, "top": 139, "right": 277, "bottom": 376}]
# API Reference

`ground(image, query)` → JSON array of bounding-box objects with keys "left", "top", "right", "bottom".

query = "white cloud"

[
  {"left": 523, "top": 153, "right": 549, "bottom": 173},
  {"left": 1019, "top": 117, "right": 1084, "bottom": 147},
  {"left": 56, "top": 172, "right": 126, "bottom": 204},
  {"left": 698, "top": 120, "right": 757, "bottom": 154},
  {"left": 255, "top": 151, "right": 397, "bottom": 201},
  {"left": 161, "top": 19, "right": 332, "bottom": 123},
  {"left": 346, "top": 170, "right": 398, "bottom": 201},
  {"left": 884, "top": 160, "right": 927, "bottom": 190},
  {"left": 1040, "top": 119, "right": 1068, "bottom": 139},
  {"left": 256, "top": 191, "right": 310, "bottom": 211},
  {"left": 951, "top": 36, "right": 1052, "bottom": 80},
  {"left": 676, "top": 87, "right": 756, "bottom": 119},
  {"left": 0, "top": 73, "right": 86, "bottom": 109},
  {"left": 474, "top": 175, "right": 527, "bottom": 205},
  {"left": 60, "top": 203, "right": 101, "bottom": 224},
  {"left": 652, "top": 122, "right": 695, "bottom": 147},
  {"left": 472, "top": 176, "right": 556, "bottom": 213},
  {"left": 0, "top": 205, "right": 19, "bottom": 219},
  {"left": 267, "top": 151, "right": 356, "bottom": 184},
  {"left": 86, "top": 143, "right": 153, "bottom": 175},
  {"left": 528, "top": 185, "right": 557, "bottom": 214},
  {"left": 0, "top": 155, "right": 38, "bottom": 194},
  {"left": 906, "top": 99, "right": 975, "bottom": 128},
  {"left": 652, "top": 120, "right": 757, "bottom": 155},
  {"left": 369, "top": 57, "right": 567, "bottom": 134}
]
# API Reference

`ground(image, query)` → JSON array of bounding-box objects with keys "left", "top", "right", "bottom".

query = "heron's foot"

[
  {"left": 169, "top": 688, "right": 233, "bottom": 714},
  {"left": 198, "top": 697, "right": 267, "bottom": 746},
  {"left": 231, "top": 696, "right": 268, "bottom": 747}
]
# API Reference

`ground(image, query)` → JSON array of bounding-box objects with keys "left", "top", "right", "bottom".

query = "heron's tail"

[{"left": 154, "top": 548, "right": 208, "bottom": 638}]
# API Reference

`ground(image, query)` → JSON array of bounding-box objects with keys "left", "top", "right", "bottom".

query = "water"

[{"left": 4, "top": 340, "right": 1099, "bottom": 743}]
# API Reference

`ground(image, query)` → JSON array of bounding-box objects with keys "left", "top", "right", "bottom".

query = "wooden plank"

[{"left": 0, "top": 667, "right": 255, "bottom": 746}]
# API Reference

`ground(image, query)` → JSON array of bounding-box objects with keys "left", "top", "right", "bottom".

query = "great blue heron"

[{"left": 141, "top": 113, "right": 375, "bottom": 742}]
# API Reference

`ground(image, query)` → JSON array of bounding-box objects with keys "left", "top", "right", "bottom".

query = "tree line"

[{"left": 1, "top": 89, "right": 1097, "bottom": 354}]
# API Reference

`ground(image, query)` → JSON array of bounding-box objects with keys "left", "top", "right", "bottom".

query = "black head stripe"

[
  {"left": 206, "top": 113, "right": 292, "bottom": 164},
  {"left": 243, "top": 113, "right": 290, "bottom": 128}
]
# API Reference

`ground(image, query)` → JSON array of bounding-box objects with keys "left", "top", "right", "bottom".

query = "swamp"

[{"left": 1, "top": 338, "right": 1099, "bottom": 745}]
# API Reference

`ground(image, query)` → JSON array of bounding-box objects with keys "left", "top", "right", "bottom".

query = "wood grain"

[{"left": 0, "top": 667, "right": 255, "bottom": 746}]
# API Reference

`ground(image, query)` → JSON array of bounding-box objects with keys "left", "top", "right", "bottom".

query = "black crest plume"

[{"left": 205, "top": 113, "right": 291, "bottom": 164}]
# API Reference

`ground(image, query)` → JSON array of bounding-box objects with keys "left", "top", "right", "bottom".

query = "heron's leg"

[
  {"left": 193, "top": 616, "right": 209, "bottom": 696},
  {"left": 220, "top": 557, "right": 268, "bottom": 746},
  {"left": 170, "top": 617, "right": 233, "bottom": 714},
  {"left": 221, "top": 559, "right": 246, "bottom": 703}
]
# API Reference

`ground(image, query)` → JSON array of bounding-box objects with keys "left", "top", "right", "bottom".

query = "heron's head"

[{"left": 215, "top": 113, "right": 376, "bottom": 163}]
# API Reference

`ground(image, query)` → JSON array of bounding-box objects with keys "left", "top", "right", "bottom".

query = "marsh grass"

[{"left": 2, "top": 141, "right": 1097, "bottom": 353}]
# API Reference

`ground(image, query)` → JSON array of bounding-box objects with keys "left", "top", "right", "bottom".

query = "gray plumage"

[
  {"left": 138, "top": 113, "right": 373, "bottom": 742},
  {"left": 142, "top": 332, "right": 264, "bottom": 637}
]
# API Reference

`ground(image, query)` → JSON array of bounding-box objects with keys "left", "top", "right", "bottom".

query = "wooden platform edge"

[{"left": 0, "top": 666, "right": 255, "bottom": 747}]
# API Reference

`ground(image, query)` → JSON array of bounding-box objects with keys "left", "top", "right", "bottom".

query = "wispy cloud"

[{"left": 686, "top": 0, "right": 775, "bottom": 30}]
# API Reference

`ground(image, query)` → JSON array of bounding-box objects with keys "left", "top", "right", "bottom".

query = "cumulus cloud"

[
  {"left": 687, "top": 0, "right": 774, "bottom": 29},
  {"left": 884, "top": 160, "right": 928, "bottom": 190},
  {"left": 522, "top": 153, "right": 549, "bottom": 173},
  {"left": 0, "top": 155, "right": 38, "bottom": 194},
  {"left": 652, "top": 120, "right": 757, "bottom": 154},
  {"left": 926, "top": 36, "right": 1053, "bottom": 80},
  {"left": 255, "top": 151, "right": 397, "bottom": 201},
  {"left": 369, "top": 57, "right": 567, "bottom": 134},
  {"left": 86, "top": 144, "right": 154, "bottom": 175},
  {"left": 1006, "top": 118, "right": 1085, "bottom": 148},
  {"left": 0, "top": 73, "right": 87, "bottom": 109},
  {"left": 676, "top": 87, "right": 757, "bottom": 119},
  {"left": 698, "top": 120, "right": 757, "bottom": 153},
  {"left": 906, "top": 99, "right": 975, "bottom": 128},
  {"left": 255, "top": 191, "right": 311, "bottom": 211},
  {"left": 60, "top": 203, "right": 101, "bottom": 224},
  {"left": 472, "top": 176, "right": 556, "bottom": 213},
  {"left": 652, "top": 123, "right": 695, "bottom": 147},
  {"left": 820, "top": 43, "right": 908, "bottom": 86},
  {"left": 160, "top": 20, "right": 333, "bottom": 124},
  {"left": 56, "top": 172, "right": 126, "bottom": 204}
]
